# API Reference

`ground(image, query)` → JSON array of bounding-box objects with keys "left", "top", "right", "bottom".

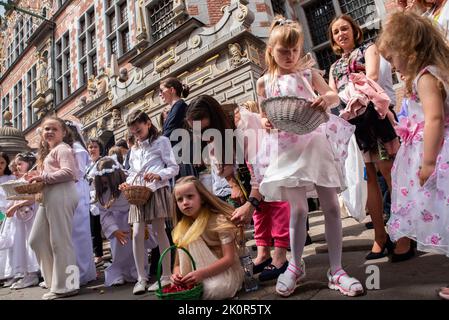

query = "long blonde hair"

[
  {"left": 377, "top": 11, "right": 449, "bottom": 94},
  {"left": 265, "top": 16, "right": 304, "bottom": 75},
  {"left": 172, "top": 176, "right": 237, "bottom": 248}
]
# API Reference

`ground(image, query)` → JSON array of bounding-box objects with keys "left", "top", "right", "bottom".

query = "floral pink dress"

[
  {"left": 258, "top": 69, "right": 355, "bottom": 201},
  {"left": 388, "top": 66, "right": 449, "bottom": 256}
]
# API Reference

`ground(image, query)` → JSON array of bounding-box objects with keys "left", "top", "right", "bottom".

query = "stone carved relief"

[
  {"left": 111, "top": 108, "right": 123, "bottom": 129},
  {"left": 36, "top": 51, "right": 49, "bottom": 95},
  {"left": 228, "top": 43, "right": 248, "bottom": 67}
]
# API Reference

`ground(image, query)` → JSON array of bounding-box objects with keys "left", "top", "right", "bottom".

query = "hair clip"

[{"left": 274, "top": 18, "right": 294, "bottom": 26}]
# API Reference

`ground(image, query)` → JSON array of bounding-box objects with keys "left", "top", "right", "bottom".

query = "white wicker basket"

[
  {"left": 261, "top": 96, "right": 329, "bottom": 135},
  {"left": 0, "top": 180, "right": 29, "bottom": 200}
]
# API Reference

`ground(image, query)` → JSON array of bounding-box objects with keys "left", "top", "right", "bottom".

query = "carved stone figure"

[
  {"left": 96, "top": 70, "right": 109, "bottom": 97},
  {"left": 119, "top": 68, "right": 129, "bottom": 82},
  {"left": 228, "top": 43, "right": 248, "bottom": 67},
  {"left": 87, "top": 75, "right": 97, "bottom": 101},
  {"left": 36, "top": 53, "right": 49, "bottom": 95},
  {"left": 111, "top": 108, "right": 123, "bottom": 129}
]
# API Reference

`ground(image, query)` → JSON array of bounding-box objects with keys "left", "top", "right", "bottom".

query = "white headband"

[{"left": 91, "top": 154, "right": 123, "bottom": 177}]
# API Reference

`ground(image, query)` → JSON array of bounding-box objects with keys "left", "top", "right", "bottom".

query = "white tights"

[
  {"left": 132, "top": 218, "right": 171, "bottom": 282},
  {"left": 284, "top": 186, "right": 342, "bottom": 274}
]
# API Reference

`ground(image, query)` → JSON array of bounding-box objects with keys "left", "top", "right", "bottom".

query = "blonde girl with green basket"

[{"left": 170, "top": 176, "right": 244, "bottom": 300}]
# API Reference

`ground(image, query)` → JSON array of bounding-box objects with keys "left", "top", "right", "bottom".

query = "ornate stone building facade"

[{"left": 0, "top": 0, "right": 400, "bottom": 152}]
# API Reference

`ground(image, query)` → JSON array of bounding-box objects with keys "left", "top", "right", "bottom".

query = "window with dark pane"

[
  {"left": 304, "top": 0, "right": 336, "bottom": 46},
  {"left": 119, "top": 2, "right": 128, "bottom": 24},
  {"left": 1, "top": 94, "right": 10, "bottom": 125},
  {"left": 109, "top": 12, "right": 117, "bottom": 34},
  {"left": 78, "top": 6, "right": 97, "bottom": 88},
  {"left": 91, "top": 54, "right": 98, "bottom": 76},
  {"left": 81, "top": 61, "right": 88, "bottom": 86},
  {"left": 315, "top": 46, "right": 337, "bottom": 79},
  {"left": 13, "top": 81, "right": 23, "bottom": 131},
  {"left": 106, "top": 1, "right": 131, "bottom": 59},
  {"left": 56, "top": 32, "right": 71, "bottom": 103},
  {"left": 271, "top": 0, "right": 286, "bottom": 16},
  {"left": 26, "top": 65, "right": 38, "bottom": 127},
  {"left": 148, "top": 0, "right": 174, "bottom": 42},
  {"left": 121, "top": 28, "right": 130, "bottom": 53},
  {"left": 339, "top": 0, "right": 377, "bottom": 27},
  {"left": 362, "top": 28, "right": 379, "bottom": 45}
]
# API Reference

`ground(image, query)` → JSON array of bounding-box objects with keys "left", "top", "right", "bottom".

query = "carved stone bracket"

[
  {"left": 228, "top": 43, "right": 249, "bottom": 68},
  {"left": 154, "top": 49, "right": 178, "bottom": 74}
]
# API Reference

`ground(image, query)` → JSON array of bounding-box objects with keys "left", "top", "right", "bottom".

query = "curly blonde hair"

[{"left": 377, "top": 11, "right": 449, "bottom": 94}]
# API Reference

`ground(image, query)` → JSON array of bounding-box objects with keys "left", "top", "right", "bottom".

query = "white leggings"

[
  {"left": 283, "top": 186, "right": 342, "bottom": 273},
  {"left": 132, "top": 218, "right": 171, "bottom": 281}
]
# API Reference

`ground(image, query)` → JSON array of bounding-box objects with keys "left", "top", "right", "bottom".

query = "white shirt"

[
  {"left": 126, "top": 135, "right": 179, "bottom": 191},
  {"left": 378, "top": 56, "right": 396, "bottom": 106}
]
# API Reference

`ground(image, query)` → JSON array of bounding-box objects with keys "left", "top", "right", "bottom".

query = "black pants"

[{"left": 90, "top": 213, "right": 103, "bottom": 258}]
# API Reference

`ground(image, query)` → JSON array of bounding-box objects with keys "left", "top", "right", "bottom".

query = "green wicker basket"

[{"left": 155, "top": 245, "right": 203, "bottom": 300}]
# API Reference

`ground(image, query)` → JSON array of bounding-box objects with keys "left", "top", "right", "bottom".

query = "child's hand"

[
  {"left": 180, "top": 270, "right": 204, "bottom": 286},
  {"left": 144, "top": 172, "right": 161, "bottom": 182},
  {"left": 310, "top": 96, "right": 329, "bottom": 112},
  {"left": 231, "top": 202, "right": 253, "bottom": 227},
  {"left": 419, "top": 163, "right": 435, "bottom": 187},
  {"left": 171, "top": 273, "right": 184, "bottom": 286},
  {"left": 261, "top": 117, "right": 273, "bottom": 130},
  {"left": 113, "top": 230, "right": 129, "bottom": 246},
  {"left": 6, "top": 206, "right": 17, "bottom": 217},
  {"left": 118, "top": 182, "right": 129, "bottom": 191}
]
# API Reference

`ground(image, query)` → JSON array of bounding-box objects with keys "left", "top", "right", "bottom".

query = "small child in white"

[{"left": 94, "top": 156, "right": 138, "bottom": 286}]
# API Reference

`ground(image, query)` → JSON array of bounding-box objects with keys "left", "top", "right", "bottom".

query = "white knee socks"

[{"left": 152, "top": 218, "right": 171, "bottom": 277}]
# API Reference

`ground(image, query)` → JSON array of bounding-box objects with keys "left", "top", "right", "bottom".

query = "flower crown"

[
  {"left": 274, "top": 18, "right": 294, "bottom": 27},
  {"left": 91, "top": 154, "right": 123, "bottom": 177}
]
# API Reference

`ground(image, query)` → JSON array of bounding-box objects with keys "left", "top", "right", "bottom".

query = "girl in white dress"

[
  {"left": 120, "top": 110, "right": 179, "bottom": 294},
  {"left": 378, "top": 11, "right": 449, "bottom": 299},
  {"left": 256, "top": 17, "right": 362, "bottom": 297},
  {"left": 94, "top": 157, "right": 138, "bottom": 286}
]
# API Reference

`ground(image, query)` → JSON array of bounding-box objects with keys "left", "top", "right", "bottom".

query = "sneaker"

[
  {"left": 133, "top": 280, "right": 148, "bottom": 295},
  {"left": 111, "top": 278, "right": 125, "bottom": 286},
  {"left": 3, "top": 277, "right": 21, "bottom": 288},
  {"left": 39, "top": 281, "right": 48, "bottom": 289},
  {"left": 41, "top": 290, "right": 79, "bottom": 300},
  {"left": 148, "top": 276, "right": 170, "bottom": 292},
  {"left": 10, "top": 274, "right": 39, "bottom": 290}
]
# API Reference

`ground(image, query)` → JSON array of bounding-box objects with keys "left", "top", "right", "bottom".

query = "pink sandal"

[
  {"left": 327, "top": 268, "right": 364, "bottom": 297},
  {"left": 438, "top": 287, "right": 449, "bottom": 300},
  {"left": 275, "top": 260, "right": 306, "bottom": 297}
]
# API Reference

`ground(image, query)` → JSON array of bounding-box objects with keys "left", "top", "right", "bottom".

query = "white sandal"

[
  {"left": 327, "top": 268, "right": 364, "bottom": 297},
  {"left": 275, "top": 260, "right": 306, "bottom": 297}
]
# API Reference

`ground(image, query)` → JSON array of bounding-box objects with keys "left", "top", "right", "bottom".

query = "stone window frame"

[
  {"left": 297, "top": 0, "right": 385, "bottom": 78},
  {"left": 105, "top": 0, "right": 131, "bottom": 61},
  {"left": 78, "top": 5, "right": 98, "bottom": 87},
  {"left": 145, "top": 0, "right": 175, "bottom": 43},
  {"left": 26, "top": 65, "right": 38, "bottom": 128},
  {"left": 13, "top": 80, "right": 23, "bottom": 131},
  {"left": 1, "top": 93, "right": 10, "bottom": 126},
  {"left": 55, "top": 32, "right": 71, "bottom": 103}
]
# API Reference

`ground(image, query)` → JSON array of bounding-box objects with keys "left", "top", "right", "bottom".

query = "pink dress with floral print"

[
  {"left": 388, "top": 66, "right": 449, "bottom": 256},
  {"left": 258, "top": 70, "right": 355, "bottom": 201}
]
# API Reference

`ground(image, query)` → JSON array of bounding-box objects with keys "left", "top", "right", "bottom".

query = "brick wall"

[{"left": 207, "top": 0, "right": 231, "bottom": 25}]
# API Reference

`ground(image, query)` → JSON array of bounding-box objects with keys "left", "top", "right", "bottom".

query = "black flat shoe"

[
  {"left": 391, "top": 241, "right": 416, "bottom": 263},
  {"left": 366, "top": 235, "right": 395, "bottom": 260},
  {"left": 253, "top": 257, "right": 272, "bottom": 274},
  {"left": 258, "top": 261, "right": 288, "bottom": 282}
]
